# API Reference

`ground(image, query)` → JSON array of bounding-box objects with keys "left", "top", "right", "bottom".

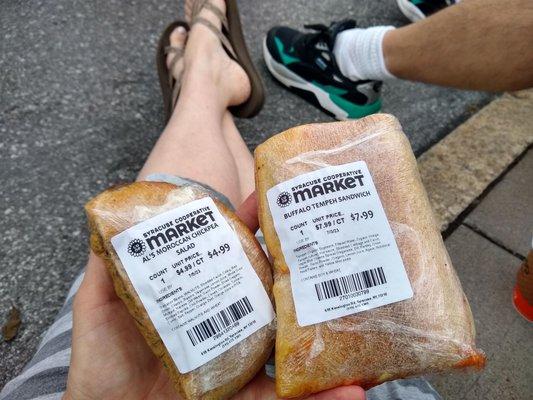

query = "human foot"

[{"left": 182, "top": 0, "right": 251, "bottom": 107}]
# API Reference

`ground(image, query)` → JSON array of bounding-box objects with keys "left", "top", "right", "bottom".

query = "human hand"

[{"left": 64, "top": 192, "right": 365, "bottom": 400}]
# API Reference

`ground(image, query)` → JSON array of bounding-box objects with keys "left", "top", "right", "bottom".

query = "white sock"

[{"left": 333, "top": 26, "right": 396, "bottom": 81}]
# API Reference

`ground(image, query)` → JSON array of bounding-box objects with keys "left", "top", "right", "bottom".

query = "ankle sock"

[{"left": 333, "top": 26, "right": 396, "bottom": 81}]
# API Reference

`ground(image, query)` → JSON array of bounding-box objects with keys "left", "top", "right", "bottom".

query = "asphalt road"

[{"left": 0, "top": 0, "right": 494, "bottom": 386}]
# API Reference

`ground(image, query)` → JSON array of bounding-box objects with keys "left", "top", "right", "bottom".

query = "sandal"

[
  {"left": 156, "top": 20, "right": 190, "bottom": 123},
  {"left": 188, "top": 0, "right": 265, "bottom": 118}
]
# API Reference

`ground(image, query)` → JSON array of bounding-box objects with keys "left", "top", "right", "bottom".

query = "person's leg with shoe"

[
  {"left": 335, "top": 0, "right": 533, "bottom": 91},
  {"left": 139, "top": 1, "right": 255, "bottom": 207},
  {"left": 265, "top": 0, "right": 533, "bottom": 119}
]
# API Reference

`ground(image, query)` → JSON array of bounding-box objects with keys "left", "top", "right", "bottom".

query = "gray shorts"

[
  {"left": 0, "top": 174, "right": 441, "bottom": 400},
  {"left": 146, "top": 173, "right": 234, "bottom": 209}
]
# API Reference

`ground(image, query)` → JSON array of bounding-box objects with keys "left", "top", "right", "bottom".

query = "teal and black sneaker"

[
  {"left": 397, "top": 0, "right": 455, "bottom": 22},
  {"left": 263, "top": 20, "right": 382, "bottom": 120}
]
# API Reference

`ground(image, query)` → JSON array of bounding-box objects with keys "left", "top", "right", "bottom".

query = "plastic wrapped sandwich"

[
  {"left": 255, "top": 114, "right": 485, "bottom": 398},
  {"left": 85, "top": 182, "right": 275, "bottom": 400}
]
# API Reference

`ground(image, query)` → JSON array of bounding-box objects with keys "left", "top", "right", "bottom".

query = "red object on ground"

[
  {"left": 513, "top": 249, "right": 533, "bottom": 322},
  {"left": 513, "top": 285, "right": 533, "bottom": 322}
]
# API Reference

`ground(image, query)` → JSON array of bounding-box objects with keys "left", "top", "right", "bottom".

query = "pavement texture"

[
  {"left": 432, "top": 153, "right": 533, "bottom": 399},
  {"left": 0, "top": 0, "right": 498, "bottom": 390},
  {"left": 434, "top": 224, "right": 532, "bottom": 399},
  {"left": 419, "top": 90, "right": 533, "bottom": 231},
  {"left": 465, "top": 151, "right": 533, "bottom": 257}
]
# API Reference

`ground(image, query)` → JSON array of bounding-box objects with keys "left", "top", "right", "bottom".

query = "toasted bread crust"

[
  {"left": 85, "top": 181, "right": 274, "bottom": 400},
  {"left": 255, "top": 114, "right": 485, "bottom": 398}
]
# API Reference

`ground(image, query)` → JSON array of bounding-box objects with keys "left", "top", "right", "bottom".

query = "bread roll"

[
  {"left": 85, "top": 181, "right": 275, "bottom": 400},
  {"left": 255, "top": 114, "right": 485, "bottom": 398}
]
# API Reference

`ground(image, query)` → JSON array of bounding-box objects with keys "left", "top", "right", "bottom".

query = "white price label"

[
  {"left": 267, "top": 161, "right": 412, "bottom": 326},
  {"left": 111, "top": 197, "right": 274, "bottom": 373}
]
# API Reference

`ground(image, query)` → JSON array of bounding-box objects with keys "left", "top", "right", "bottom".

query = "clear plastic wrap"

[
  {"left": 85, "top": 182, "right": 275, "bottom": 400},
  {"left": 255, "top": 114, "right": 485, "bottom": 398}
]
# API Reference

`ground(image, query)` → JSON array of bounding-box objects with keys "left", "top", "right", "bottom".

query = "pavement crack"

[{"left": 462, "top": 222, "right": 526, "bottom": 260}]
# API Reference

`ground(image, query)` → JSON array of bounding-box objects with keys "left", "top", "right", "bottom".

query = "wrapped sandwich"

[
  {"left": 85, "top": 182, "right": 275, "bottom": 400},
  {"left": 255, "top": 114, "right": 485, "bottom": 398}
]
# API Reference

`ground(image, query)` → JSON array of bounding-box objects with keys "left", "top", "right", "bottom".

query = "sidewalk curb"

[{"left": 418, "top": 89, "right": 533, "bottom": 232}]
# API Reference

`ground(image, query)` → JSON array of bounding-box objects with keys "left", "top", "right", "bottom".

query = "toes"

[
  {"left": 169, "top": 25, "right": 187, "bottom": 50},
  {"left": 166, "top": 26, "right": 188, "bottom": 79}
]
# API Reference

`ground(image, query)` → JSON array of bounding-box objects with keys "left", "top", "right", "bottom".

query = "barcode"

[
  {"left": 186, "top": 296, "right": 253, "bottom": 346},
  {"left": 315, "top": 267, "right": 387, "bottom": 301}
]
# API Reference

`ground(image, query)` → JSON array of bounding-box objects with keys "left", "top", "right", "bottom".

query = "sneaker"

[
  {"left": 263, "top": 20, "right": 382, "bottom": 120},
  {"left": 397, "top": 0, "right": 456, "bottom": 22}
]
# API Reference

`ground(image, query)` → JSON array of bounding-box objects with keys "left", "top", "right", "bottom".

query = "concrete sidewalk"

[{"left": 433, "top": 150, "right": 532, "bottom": 399}]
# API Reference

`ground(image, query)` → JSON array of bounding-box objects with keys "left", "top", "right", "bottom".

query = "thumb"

[
  {"left": 75, "top": 251, "right": 118, "bottom": 310},
  {"left": 235, "top": 191, "right": 259, "bottom": 232},
  {"left": 309, "top": 386, "right": 366, "bottom": 400}
]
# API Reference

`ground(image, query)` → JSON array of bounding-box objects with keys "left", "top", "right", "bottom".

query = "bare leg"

[
  {"left": 221, "top": 111, "right": 255, "bottom": 199},
  {"left": 383, "top": 0, "right": 533, "bottom": 91},
  {"left": 138, "top": 0, "right": 253, "bottom": 207}
]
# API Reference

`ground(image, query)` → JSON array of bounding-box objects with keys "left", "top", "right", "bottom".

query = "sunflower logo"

[
  {"left": 276, "top": 192, "right": 292, "bottom": 208},
  {"left": 127, "top": 239, "right": 146, "bottom": 257}
]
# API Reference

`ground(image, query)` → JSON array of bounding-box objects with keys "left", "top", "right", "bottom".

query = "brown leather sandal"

[
  {"left": 156, "top": 20, "right": 190, "bottom": 123},
  {"left": 188, "top": 0, "right": 265, "bottom": 118}
]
